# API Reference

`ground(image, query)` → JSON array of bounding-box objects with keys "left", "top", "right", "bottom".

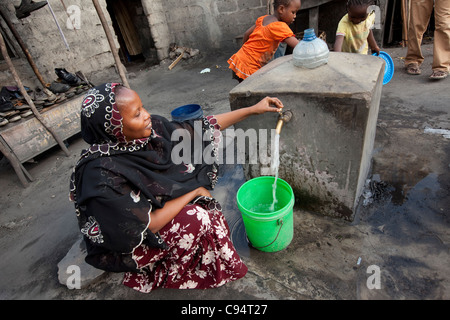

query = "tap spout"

[{"left": 275, "top": 110, "right": 293, "bottom": 134}]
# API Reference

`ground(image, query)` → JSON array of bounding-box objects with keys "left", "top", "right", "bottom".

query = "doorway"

[{"left": 105, "top": 0, "right": 158, "bottom": 66}]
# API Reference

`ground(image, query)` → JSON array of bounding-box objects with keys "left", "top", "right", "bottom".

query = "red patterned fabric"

[{"left": 123, "top": 199, "right": 248, "bottom": 293}]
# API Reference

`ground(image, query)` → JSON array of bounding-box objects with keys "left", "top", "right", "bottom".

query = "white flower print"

[
  {"left": 195, "top": 269, "right": 207, "bottom": 279},
  {"left": 179, "top": 233, "right": 194, "bottom": 250},
  {"left": 170, "top": 222, "right": 180, "bottom": 233},
  {"left": 220, "top": 243, "right": 233, "bottom": 261},
  {"left": 186, "top": 208, "right": 197, "bottom": 216},
  {"left": 181, "top": 254, "right": 191, "bottom": 264},
  {"left": 179, "top": 280, "right": 198, "bottom": 289},
  {"left": 196, "top": 207, "right": 211, "bottom": 226},
  {"left": 214, "top": 224, "right": 227, "bottom": 239},
  {"left": 202, "top": 250, "right": 215, "bottom": 265},
  {"left": 169, "top": 264, "right": 180, "bottom": 278}
]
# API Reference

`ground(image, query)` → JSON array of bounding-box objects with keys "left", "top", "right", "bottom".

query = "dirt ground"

[{"left": 0, "top": 44, "right": 449, "bottom": 301}]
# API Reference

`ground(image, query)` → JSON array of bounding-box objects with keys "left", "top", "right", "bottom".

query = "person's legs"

[
  {"left": 405, "top": 0, "right": 434, "bottom": 71},
  {"left": 430, "top": 0, "right": 450, "bottom": 78}
]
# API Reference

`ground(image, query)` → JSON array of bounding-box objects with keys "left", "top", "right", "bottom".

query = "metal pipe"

[
  {"left": 275, "top": 110, "right": 293, "bottom": 135},
  {"left": 46, "top": 0, "right": 70, "bottom": 51}
]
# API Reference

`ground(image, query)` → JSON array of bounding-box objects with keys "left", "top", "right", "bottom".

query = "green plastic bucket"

[{"left": 236, "top": 176, "right": 295, "bottom": 252}]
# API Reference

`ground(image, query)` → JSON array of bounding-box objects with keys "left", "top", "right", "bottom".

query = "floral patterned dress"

[{"left": 123, "top": 198, "right": 248, "bottom": 293}]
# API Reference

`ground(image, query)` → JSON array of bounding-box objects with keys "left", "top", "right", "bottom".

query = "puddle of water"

[{"left": 356, "top": 172, "right": 449, "bottom": 247}]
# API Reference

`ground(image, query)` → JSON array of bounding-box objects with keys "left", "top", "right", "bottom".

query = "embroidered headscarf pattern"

[{"left": 81, "top": 216, "right": 104, "bottom": 244}]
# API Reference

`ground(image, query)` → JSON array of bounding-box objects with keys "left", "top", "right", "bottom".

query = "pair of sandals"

[{"left": 406, "top": 63, "right": 448, "bottom": 80}]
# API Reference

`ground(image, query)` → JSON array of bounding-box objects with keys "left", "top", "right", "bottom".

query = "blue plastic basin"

[
  {"left": 171, "top": 104, "right": 203, "bottom": 121},
  {"left": 372, "top": 51, "right": 394, "bottom": 85}
]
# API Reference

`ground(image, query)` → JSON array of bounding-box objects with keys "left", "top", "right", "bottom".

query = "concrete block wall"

[
  {"left": 142, "top": 0, "right": 269, "bottom": 59},
  {"left": 0, "top": 0, "right": 116, "bottom": 89},
  {"left": 140, "top": 0, "right": 388, "bottom": 61}
]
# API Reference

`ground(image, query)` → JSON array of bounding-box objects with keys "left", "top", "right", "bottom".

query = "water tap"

[{"left": 275, "top": 110, "right": 293, "bottom": 134}]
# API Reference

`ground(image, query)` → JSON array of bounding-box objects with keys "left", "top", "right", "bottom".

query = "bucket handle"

[{"left": 248, "top": 219, "right": 284, "bottom": 249}]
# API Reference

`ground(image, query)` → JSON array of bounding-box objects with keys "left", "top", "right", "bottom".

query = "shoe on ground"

[
  {"left": 56, "top": 93, "right": 67, "bottom": 103},
  {"left": 0, "top": 117, "right": 8, "bottom": 127},
  {"left": 33, "top": 87, "right": 47, "bottom": 101},
  {"left": 48, "top": 82, "right": 71, "bottom": 94},
  {"left": 43, "top": 100, "right": 55, "bottom": 107},
  {"left": 429, "top": 70, "right": 448, "bottom": 80},
  {"left": 15, "top": 104, "right": 31, "bottom": 110},
  {"left": 15, "top": 0, "right": 48, "bottom": 19},
  {"left": 0, "top": 110, "right": 20, "bottom": 117},
  {"left": 0, "top": 98, "right": 14, "bottom": 112},
  {"left": 406, "top": 63, "right": 421, "bottom": 75},
  {"left": 8, "top": 114, "right": 22, "bottom": 122},
  {"left": 15, "top": 0, "right": 47, "bottom": 19},
  {"left": 20, "top": 110, "right": 33, "bottom": 118},
  {"left": 55, "top": 68, "right": 81, "bottom": 86}
]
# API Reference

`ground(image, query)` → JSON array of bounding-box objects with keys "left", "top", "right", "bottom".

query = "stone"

[
  {"left": 57, "top": 236, "right": 105, "bottom": 289},
  {"left": 229, "top": 52, "right": 385, "bottom": 221}
]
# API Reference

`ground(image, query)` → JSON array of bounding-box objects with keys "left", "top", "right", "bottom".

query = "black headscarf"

[{"left": 69, "top": 83, "right": 221, "bottom": 271}]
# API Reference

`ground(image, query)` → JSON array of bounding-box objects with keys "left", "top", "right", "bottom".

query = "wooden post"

[
  {"left": 0, "top": 136, "right": 30, "bottom": 187},
  {"left": 92, "top": 0, "right": 130, "bottom": 88},
  {"left": 0, "top": 6, "right": 54, "bottom": 98},
  {"left": 0, "top": 32, "right": 70, "bottom": 158},
  {"left": 309, "top": 7, "right": 319, "bottom": 33}
]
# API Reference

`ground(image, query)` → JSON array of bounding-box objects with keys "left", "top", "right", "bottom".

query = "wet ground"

[{"left": 0, "top": 44, "right": 448, "bottom": 301}]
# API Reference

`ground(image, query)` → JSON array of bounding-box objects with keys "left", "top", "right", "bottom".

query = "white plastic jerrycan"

[{"left": 293, "top": 28, "right": 329, "bottom": 69}]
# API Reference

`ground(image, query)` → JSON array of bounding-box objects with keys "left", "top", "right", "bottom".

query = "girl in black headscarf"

[{"left": 69, "top": 83, "right": 283, "bottom": 293}]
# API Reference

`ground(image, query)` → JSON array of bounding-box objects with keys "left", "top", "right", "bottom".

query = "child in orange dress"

[{"left": 228, "top": 0, "right": 302, "bottom": 82}]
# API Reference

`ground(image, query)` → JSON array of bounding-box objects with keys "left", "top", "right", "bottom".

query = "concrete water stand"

[{"left": 229, "top": 52, "right": 385, "bottom": 221}]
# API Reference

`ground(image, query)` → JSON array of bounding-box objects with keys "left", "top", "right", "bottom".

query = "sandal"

[
  {"left": 406, "top": 63, "right": 421, "bottom": 75},
  {"left": 429, "top": 70, "right": 448, "bottom": 80},
  {"left": 0, "top": 116, "right": 8, "bottom": 127}
]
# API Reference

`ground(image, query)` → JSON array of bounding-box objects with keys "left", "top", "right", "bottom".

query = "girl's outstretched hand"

[
  {"left": 214, "top": 96, "right": 284, "bottom": 130},
  {"left": 251, "top": 96, "right": 284, "bottom": 114}
]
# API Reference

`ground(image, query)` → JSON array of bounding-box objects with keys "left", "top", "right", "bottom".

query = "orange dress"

[{"left": 228, "top": 15, "right": 295, "bottom": 80}]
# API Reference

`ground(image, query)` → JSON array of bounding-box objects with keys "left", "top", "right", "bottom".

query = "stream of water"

[{"left": 269, "top": 133, "right": 280, "bottom": 212}]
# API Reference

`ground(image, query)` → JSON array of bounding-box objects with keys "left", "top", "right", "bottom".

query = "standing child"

[
  {"left": 333, "top": 0, "right": 380, "bottom": 55},
  {"left": 228, "top": 0, "right": 302, "bottom": 82}
]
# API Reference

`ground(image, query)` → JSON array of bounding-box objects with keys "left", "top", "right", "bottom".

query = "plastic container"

[
  {"left": 171, "top": 104, "right": 203, "bottom": 121},
  {"left": 236, "top": 176, "right": 295, "bottom": 252},
  {"left": 372, "top": 51, "right": 394, "bottom": 85},
  {"left": 293, "top": 28, "right": 329, "bottom": 69}
]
